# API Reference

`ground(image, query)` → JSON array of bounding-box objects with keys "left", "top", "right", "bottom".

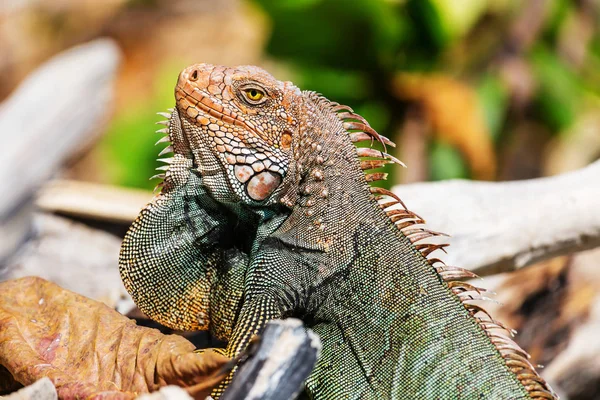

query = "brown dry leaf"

[
  {"left": 0, "top": 277, "right": 229, "bottom": 399},
  {"left": 393, "top": 73, "right": 496, "bottom": 180}
]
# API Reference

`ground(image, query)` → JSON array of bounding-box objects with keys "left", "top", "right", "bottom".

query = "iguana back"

[{"left": 120, "top": 64, "right": 556, "bottom": 399}]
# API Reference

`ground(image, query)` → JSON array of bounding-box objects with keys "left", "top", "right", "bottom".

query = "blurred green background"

[{"left": 1, "top": 0, "right": 599, "bottom": 190}]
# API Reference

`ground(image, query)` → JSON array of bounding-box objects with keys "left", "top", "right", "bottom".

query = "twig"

[{"left": 221, "top": 319, "right": 321, "bottom": 400}]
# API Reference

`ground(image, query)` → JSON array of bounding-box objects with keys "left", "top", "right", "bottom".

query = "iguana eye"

[{"left": 242, "top": 87, "right": 266, "bottom": 104}]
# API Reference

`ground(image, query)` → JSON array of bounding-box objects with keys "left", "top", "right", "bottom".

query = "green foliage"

[
  {"left": 530, "top": 47, "right": 582, "bottom": 132},
  {"left": 477, "top": 74, "right": 509, "bottom": 142},
  {"left": 101, "top": 106, "right": 158, "bottom": 190},
  {"left": 544, "top": 0, "right": 572, "bottom": 43},
  {"left": 100, "top": 0, "right": 599, "bottom": 188},
  {"left": 257, "top": 0, "right": 407, "bottom": 70},
  {"left": 428, "top": 140, "right": 469, "bottom": 181},
  {"left": 100, "top": 65, "right": 179, "bottom": 190},
  {"left": 429, "top": 0, "right": 489, "bottom": 41}
]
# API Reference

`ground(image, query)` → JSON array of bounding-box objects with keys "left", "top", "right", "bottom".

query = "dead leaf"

[
  {"left": 393, "top": 73, "right": 496, "bottom": 180},
  {"left": 0, "top": 277, "right": 229, "bottom": 399}
]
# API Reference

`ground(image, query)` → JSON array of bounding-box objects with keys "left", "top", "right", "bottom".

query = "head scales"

[{"left": 171, "top": 64, "right": 302, "bottom": 206}]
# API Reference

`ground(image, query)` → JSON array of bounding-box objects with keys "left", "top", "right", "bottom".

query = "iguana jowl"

[{"left": 119, "top": 64, "right": 556, "bottom": 399}]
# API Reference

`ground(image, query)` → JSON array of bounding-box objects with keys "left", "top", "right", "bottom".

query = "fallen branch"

[
  {"left": 222, "top": 319, "right": 321, "bottom": 400},
  {"left": 0, "top": 39, "right": 121, "bottom": 261},
  {"left": 479, "top": 247, "right": 600, "bottom": 399},
  {"left": 1, "top": 213, "right": 126, "bottom": 307},
  {"left": 34, "top": 160, "right": 600, "bottom": 277},
  {"left": 36, "top": 179, "right": 153, "bottom": 224},
  {"left": 393, "top": 160, "right": 600, "bottom": 275}
]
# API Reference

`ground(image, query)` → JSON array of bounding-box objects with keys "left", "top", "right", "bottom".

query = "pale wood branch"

[
  {"left": 36, "top": 180, "right": 153, "bottom": 224},
  {"left": 1, "top": 213, "right": 127, "bottom": 307},
  {"left": 0, "top": 39, "right": 121, "bottom": 261},
  {"left": 222, "top": 319, "right": 321, "bottom": 400},
  {"left": 392, "top": 160, "right": 600, "bottom": 275},
  {"left": 33, "top": 159, "right": 600, "bottom": 278}
]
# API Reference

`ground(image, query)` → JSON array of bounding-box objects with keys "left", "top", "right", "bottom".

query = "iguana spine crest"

[{"left": 326, "top": 98, "right": 554, "bottom": 399}]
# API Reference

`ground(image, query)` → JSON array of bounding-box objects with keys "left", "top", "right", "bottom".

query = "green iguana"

[{"left": 119, "top": 64, "right": 556, "bottom": 399}]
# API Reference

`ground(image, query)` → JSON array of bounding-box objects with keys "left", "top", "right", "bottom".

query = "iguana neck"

[
  {"left": 273, "top": 93, "right": 373, "bottom": 249},
  {"left": 273, "top": 97, "right": 532, "bottom": 398}
]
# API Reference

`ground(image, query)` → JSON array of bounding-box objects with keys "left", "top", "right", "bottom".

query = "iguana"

[{"left": 119, "top": 64, "right": 556, "bottom": 399}]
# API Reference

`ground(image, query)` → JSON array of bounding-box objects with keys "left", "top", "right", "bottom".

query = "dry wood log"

[
  {"left": 480, "top": 247, "right": 600, "bottom": 400},
  {"left": 0, "top": 38, "right": 121, "bottom": 262},
  {"left": 392, "top": 160, "right": 600, "bottom": 275},
  {"left": 36, "top": 180, "right": 153, "bottom": 224},
  {"left": 222, "top": 319, "right": 321, "bottom": 400},
  {"left": 34, "top": 159, "right": 600, "bottom": 277},
  {"left": 32, "top": 159, "right": 600, "bottom": 279},
  {"left": 0, "top": 213, "right": 127, "bottom": 307}
]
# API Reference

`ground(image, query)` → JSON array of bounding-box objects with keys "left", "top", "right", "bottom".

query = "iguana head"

[{"left": 174, "top": 63, "right": 302, "bottom": 206}]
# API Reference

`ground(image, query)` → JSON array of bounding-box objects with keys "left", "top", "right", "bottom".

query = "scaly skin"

[
  {"left": 119, "top": 108, "right": 252, "bottom": 340},
  {"left": 120, "top": 64, "right": 556, "bottom": 399}
]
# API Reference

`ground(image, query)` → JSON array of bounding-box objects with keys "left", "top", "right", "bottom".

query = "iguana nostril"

[{"left": 190, "top": 69, "right": 199, "bottom": 81}]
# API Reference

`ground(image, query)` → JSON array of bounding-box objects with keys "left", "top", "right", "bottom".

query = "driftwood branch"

[
  {"left": 392, "top": 160, "right": 600, "bottom": 275},
  {"left": 478, "top": 246, "right": 600, "bottom": 399},
  {"left": 36, "top": 180, "right": 153, "bottom": 224},
  {"left": 0, "top": 39, "right": 121, "bottom": 261},
  {"left": 222, "top": 319, "right": 321, "bottom": 400},
  {"left": 1, "top": 378, "right": 57, "bottom": 400}
]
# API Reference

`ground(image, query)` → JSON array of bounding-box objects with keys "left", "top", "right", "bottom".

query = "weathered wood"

[
  {"left": 37, "top": 180, "right": 153, "bottom": 224},
  {"left": 480, "top": 247, "right": 600, "bottom": 399},
  {"left": 0, "top": 378, "right": 57, "bottom": 400},
  {"left": 0, "top": 213, "right": 127, "bottom": 307},
  {"left": 0, "top": 39, "right": 121, "bottom": 261},
  {"left": 393, "top": 160, "right": 600, "bottom": 275},
  {"left": 35, "top": 159, "right": 600, "bottom": 277},
  {"left": 222, "top": 319, "right": 321, "bottom": 400}
]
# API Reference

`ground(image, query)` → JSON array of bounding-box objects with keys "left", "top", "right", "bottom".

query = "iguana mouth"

[{"left": 152, "top": 103, "right": 286, "bottom": 203}]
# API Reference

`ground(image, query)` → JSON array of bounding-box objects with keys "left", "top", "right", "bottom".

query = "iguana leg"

[
  {"left": 210, "top": 294, "right": 284, "bottom": 397},
  {"left": 209, "top": 238, "right": 308, "bottom": 397},
  {"left": 226, "top": 296, "right": 284, "bottom": 356}
]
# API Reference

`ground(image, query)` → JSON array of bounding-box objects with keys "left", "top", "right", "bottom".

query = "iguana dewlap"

[{"left": 119, "top": 64, "right": 556, "bottom": 399}]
